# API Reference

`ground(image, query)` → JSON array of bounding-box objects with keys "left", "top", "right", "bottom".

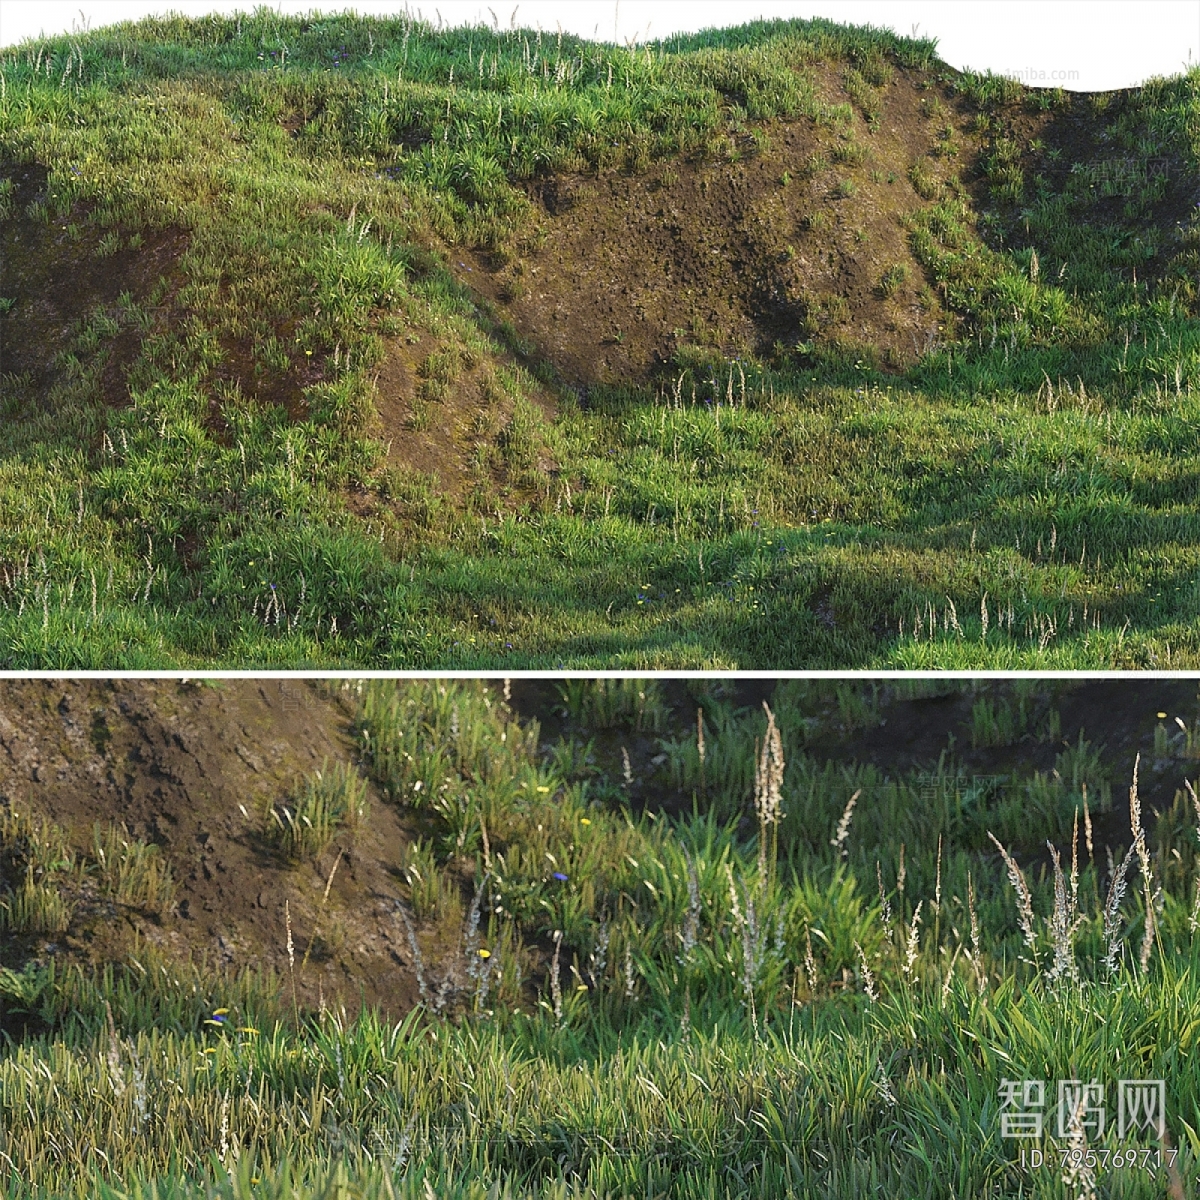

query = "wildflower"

[
  {"left": 552, "top": 871, "right": 568, "bottom": 882},
  {"left": 478, "top": 948, "right": 491, "bottom": 958},
  {"left": 580, "top": 817, "right": 591, "bottom": 825}
]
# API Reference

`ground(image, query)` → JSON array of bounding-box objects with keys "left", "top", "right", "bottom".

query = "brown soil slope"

[
  {"left": 450, "top": 62, "right": 965, "bottom": 386},
  {"left": 0, "top": 679, "right": 422, "bottom": 1016},
  {"left": 448, "top": 63, "right": 1198, "bottom": 389}
]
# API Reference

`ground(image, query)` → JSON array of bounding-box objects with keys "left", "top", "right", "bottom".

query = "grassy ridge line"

[{"left": 1, "top": 14, "right": 1199, "bottom": 666}]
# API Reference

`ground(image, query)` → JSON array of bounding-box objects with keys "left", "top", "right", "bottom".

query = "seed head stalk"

[
  {"left": 830, "top": 790, "right": 860, "bottom": 860},
  {"left": 903, "top": 900, "right": 922, "bottom": 983},
  {"left": 932, "top": 834, "right": 942, "bottom": 954},
  {"left": 285, "top": 899, "right": 298, "bottom": 1028},
  {"left": 1102, "top": 845, "right": 1135, "bottom": 975},
  {"left": 1186, "top": 780, "right": 1200, "bottom": 934},
  {"left": 754, "top": 702, "right": 784, "bottom": 892},
  {"left": 988, "top": 832, "right": 1040, "bottom": 971},
  {"left": 1129, "top": 755, "right": 1157, "bottom": 973}
]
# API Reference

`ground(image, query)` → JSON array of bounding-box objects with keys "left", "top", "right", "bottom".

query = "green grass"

[
  {"left": 266, "top": 760, "right": 370, "bottom": 861},
  {"left": 1, "top": 14, "right": 1199, "bottom": 666},
  {"left": 92, "top": 822, "right": 178, "bottom": 915},
  {"left": 0, "top": 806, "right": 78, "bottom": 934},
  {"left": 1, "top": 807, "right": 179, "bottom": 933},
  {"left": 2, "top": 680, "right": 1200, "bottom": 1197}
]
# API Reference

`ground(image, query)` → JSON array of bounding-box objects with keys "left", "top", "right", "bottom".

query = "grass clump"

[
  {"left": 557, "top": 678, "right": 670, "bottom": 732},
  {"left": 0, "top": 805, "right": 77, "bottom": 934},
  {"left": 91, "top": 822, "right": 176, "bottom": 916},
  {"left": 1, "top": 806, "right": 187, "bottom": 932},
  {"left": 267, "top": 760, "right": 369, "bottom": 861},
  {"left": 877, "top": 262, "right": 909, "bottom": 298}
]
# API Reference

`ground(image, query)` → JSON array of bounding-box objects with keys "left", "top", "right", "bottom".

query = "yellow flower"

[
  {"left": 580, "top": 818, "right": 591, "bottom": 825},
  {"left": 478, "top": 949, "right": 491, "bottom": 958},
  {"left": 1157, "top": 711, "right": 1167, "bottom": 719},
  {"left": 537, "top": 785, "right": 550, "bottom": 793}
]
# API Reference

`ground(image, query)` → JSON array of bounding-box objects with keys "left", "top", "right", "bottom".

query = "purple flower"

[{"left": 552, "top": 872, "right": 568, "bottom": 882}]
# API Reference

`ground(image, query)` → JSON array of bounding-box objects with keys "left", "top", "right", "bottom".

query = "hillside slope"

[
  {"left": 1, "top": 14, "right": 1199, "bottom": 667},
  {"left": 4, "top": 678, "right": 1200, "bottom": 1195},
  {"left": 3, "top": 676, "right": 1199, "bottom": 1028}
]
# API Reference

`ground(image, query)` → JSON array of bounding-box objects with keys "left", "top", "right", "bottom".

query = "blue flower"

[{"left": 552, "top": 872, "right": 568, "bottom": 882}]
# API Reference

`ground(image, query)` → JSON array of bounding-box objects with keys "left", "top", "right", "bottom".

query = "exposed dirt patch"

[
  {"left": 445, "top": 66, "right": 1200, "bottom": 390},
  {"left": 203, "top": 324, "right": 329, "bottom": 440},
  {"left": 0, "top": 679, "right": 423, "bottom": 1018},
  {"left": 368, "top": 329, "right": 557, "bottom": 500},
  {"left": 0, "top": 163, "right": 187, "bottom": 408},
  {"left": 448, "top": 63, "right": 975, "bottom": 387}
]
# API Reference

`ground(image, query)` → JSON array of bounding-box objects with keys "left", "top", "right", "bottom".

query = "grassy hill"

[
  {"left": 2, "top": 677, "right": 1199, "bottom": 1197},
  {"left": 1, "top": 11, "right": 1199, "bottom": 667}
]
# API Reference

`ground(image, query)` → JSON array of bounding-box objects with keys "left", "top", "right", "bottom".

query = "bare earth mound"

[
  {"left": 450, "top": 62, "right": 966, "bottom": 386},
  {"left": 0, "top": 679, "right": 421, "bottom": 1017},
  {"left": 446, "top": 62, "right": 1198, "bottom": 391}
]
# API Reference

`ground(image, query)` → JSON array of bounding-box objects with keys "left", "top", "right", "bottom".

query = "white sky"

[{"left": 0, "top": 0, "right": 1197, "bottom": 90}]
